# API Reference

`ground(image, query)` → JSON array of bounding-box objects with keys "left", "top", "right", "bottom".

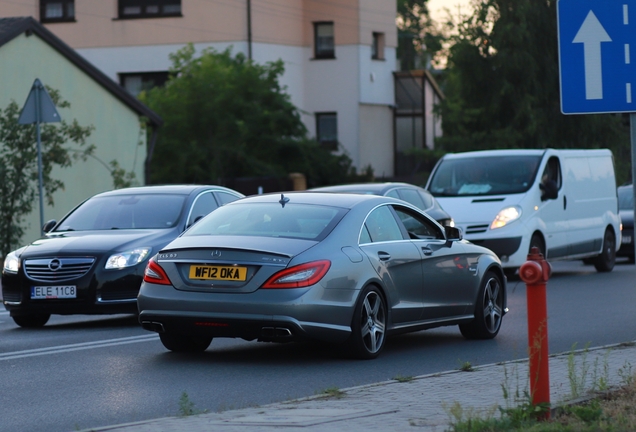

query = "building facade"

[{"left": 2, "top": 0, "right": 398, "bottom": 177}]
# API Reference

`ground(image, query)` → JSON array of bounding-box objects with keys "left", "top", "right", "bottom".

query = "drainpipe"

[{"left": 247, "top": 0, "right": 252, "bottom": 60}]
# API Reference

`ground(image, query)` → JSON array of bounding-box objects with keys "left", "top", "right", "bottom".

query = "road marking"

[
  {"left": 573, "top": 10, "right": 612, "bottom": 100},
  {"left": 0, "top": 334, "right": 158, "bottom": 361}
]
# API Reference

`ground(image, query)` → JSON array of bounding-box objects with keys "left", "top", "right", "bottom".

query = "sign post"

[
  {"left": 18, "top": 79, "right": 61, "bottom": 236},
  {"left": 558, "top": 0, "right": 636, "bottom": 257}
]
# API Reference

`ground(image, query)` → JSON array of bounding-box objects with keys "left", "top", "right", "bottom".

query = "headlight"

[
  {"left": 490, "top": 206, "right": 522, "bottom": 230},
  {"left": 105, "top": 247, "right": 151, "bottom": 270},
  {"left": 3, "top": 250, "right": 19, "bottom": 273}
]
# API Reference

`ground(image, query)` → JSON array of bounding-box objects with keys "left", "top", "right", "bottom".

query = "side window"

[
  {"left": 385, "top": 189, "right": 400, "bottom": 199},
  {"left": 542, "top": 157, "right": 562, "bottom": 188},
  {"left": 187, "top": 192, "right": 219, "bottom": 227},
  {"left": 419, "top": 191, "right": 434, "bottom": 209},
  {"left": 118, "top": 0, "right": 182, "bottom": 19},
  {"left": 362, "top": 206, "right": 404, "bottom": 243},
  {"left": 314, "top": 22, "right": 335, "bottom": 59},
  {"left": 393, "top": 206, "right": 444, "bottom": 240},
  {"left": 316, "top": 112, "right": 338, "bottom": 150},
  {"left": 40, "top": 0, "right": 75, "bottom": 22},
  {"left": 397, "top": 188, "right": 426, "bottom": 211},
  {"left": 215, "top": 191, "right": 241, "bottom": 206}
]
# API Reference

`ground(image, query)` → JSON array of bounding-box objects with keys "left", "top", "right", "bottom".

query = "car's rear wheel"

[
  {"left": 459, "top": 271, "right": 503, "bottom": 340},
  {"left": 348, "top": 286, "right": 387, "bottom": 360},
  {"left": 593, "top": 228, "right": 616, "bottom": 272},
  {"left": 159, "top": 333, "right": 212, "bottom": 353},
  {"left": 12, "top": 314, "right": 50, "bottom": 328}
]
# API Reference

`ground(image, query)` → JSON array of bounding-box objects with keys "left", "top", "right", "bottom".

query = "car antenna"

[{"left": 279, "top": 193, "right": 290, "bottom": 208}]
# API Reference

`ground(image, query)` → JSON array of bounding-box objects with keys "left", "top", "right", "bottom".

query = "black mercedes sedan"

[{"left": 2, "top": 185, "right": 244, "bottom": 327}]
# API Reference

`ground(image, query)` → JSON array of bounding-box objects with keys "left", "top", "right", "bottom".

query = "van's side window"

[{"left": 540, "top": 157, "right": 561, "bottom": 200}]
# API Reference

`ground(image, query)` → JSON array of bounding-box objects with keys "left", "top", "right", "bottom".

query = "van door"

[
  {"left": 562, "top": 155, "right": 614, "bottom": 255},
  {"left": 538, "top": 156, "right": 569, "bottom": 258}
]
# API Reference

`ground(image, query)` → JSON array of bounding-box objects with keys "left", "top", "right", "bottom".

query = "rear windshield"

[
  {"left": 428, "top": 155, "right": 542, "bottom": 197},
  {"left": 55, "top": 194, "right": 187, "bottom": 231},
  {"left": 184, "top": 203, "right": 347, "bottom": 241}
]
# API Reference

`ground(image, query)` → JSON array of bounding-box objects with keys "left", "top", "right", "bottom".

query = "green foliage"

[
  {"left": 178, "top": 391, "right": 199, "bottom": 416},
  {"left": 141, "top": 44, "right": 362, "bottom": 188},
  {"left": 397, "top": 0, "right": 445, "bottom": 70},
  {"left": 0, "top": 89, "right": 94, "bottom": 257},
  {"left": 438, "top": 0, "right": 630, "bottom": 183}
]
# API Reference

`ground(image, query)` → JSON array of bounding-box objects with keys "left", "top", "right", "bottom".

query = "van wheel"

[
  {"left": 529, "top": 234, "right": 546, "bottom": 257},
  {"left": 459, "top": 271, "right": 504, "bottom": 339},
  {"left": 593, "top": 229, "right": 616, "bottom": 272}
]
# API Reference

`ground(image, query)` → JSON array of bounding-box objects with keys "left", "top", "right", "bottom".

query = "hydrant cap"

[{"left": 519, "top": 260, "right": 543, "bottom": 284}]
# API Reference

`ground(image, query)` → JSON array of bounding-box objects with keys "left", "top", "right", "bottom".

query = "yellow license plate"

[{"left": 189, "top": 265, "right": 247, "bottom": 281}]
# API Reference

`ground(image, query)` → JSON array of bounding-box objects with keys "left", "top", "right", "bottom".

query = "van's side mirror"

[
  {"left": 444, "top": 226, "right": 462, "bottom": 241},
  {"left": 540, "top": 180, "right": 558, "bottom": 201}
]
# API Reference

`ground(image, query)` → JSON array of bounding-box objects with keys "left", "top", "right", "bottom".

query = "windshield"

[
  {"left": 618, "top": 187, "right": 634, "bottom": 210},
  {"left": 55, "top": 194, "right": 187, "bottom": 231},
  {"left": 185, "top": 203, "right": 347, "bottom": 241},
  {"left": 428, "top": 155, "right": 542, "bottom": 197}
]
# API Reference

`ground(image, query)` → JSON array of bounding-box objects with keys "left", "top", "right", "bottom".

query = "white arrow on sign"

[{"left": 573, "top": 10, "right": 612, "bottom": 100}]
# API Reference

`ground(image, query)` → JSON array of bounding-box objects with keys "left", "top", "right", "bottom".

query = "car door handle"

[
  {"left": 377, "top": 251, "right": 391, "bottom": 261},
  {"left": 421, "top": 247, "right": 433, "bottom": 256}
]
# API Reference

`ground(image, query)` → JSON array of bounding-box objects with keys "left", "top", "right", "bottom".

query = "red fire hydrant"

[{"left": 518, "top": 246, "right": 552, "bottom": 419}]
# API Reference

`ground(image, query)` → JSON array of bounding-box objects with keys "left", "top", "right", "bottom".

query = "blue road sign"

[{"left": 558, "top": 0, "right": 636, "bottom": 114}]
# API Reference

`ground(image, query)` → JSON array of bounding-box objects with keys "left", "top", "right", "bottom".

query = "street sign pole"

[
  {"left": 34, "top": 83, "right": 45, "bottom": 237},
  {"left": 18, "top": 79, "right": 61, "bottom": 236}
]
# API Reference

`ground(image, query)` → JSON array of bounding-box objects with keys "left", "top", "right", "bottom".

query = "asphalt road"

[{"left": 1, "top": 259, "right": 635, "bottom": 432}]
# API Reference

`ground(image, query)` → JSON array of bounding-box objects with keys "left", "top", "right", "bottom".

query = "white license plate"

[
  {"left": 622, "top": 235, "right": 632, "bottom": 244},
  {"left": 31, "top": 286, "right": 77, "bottom": 299}
]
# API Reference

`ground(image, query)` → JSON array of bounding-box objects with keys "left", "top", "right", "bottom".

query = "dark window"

[
  {"left": 314, "top": 22, "right": 335, "bottom": 59},
  {"left": 40, "top": 0, "right": 75, "bottom": 23},
  {"left": 316, "top": 112, "right": 338, "bottom": 150},
  {"left": 118, "top": 0, "right": 182, "bottom": 19},
  {"left": 362, "top": 206, "right": 404, "bottom": 243},
  {"left": 372, "top": 32, "right": 384, "bottom": 60},
  {"left": 394, "top": 206, "right": 444, "bottom": 240},
  {"left": 187, "top": 192, "right": 219, "bottom": 227},
  {"left": 119, "top": 72, "right": 170, "bottom": 96}
]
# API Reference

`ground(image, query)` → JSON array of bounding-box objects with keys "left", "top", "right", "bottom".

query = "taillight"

[
  {"left": 261, "top": 260, "right": 331, "bottom": 289},
  {"left": 143, "top": 257, "right": 172, "bottom": 285}
]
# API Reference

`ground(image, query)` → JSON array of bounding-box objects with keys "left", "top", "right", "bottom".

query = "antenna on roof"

[{"left": 279, "top": 194, "right": 290, "bottom": 208}]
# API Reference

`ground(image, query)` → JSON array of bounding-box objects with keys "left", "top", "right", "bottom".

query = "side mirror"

[
  {"left": 42, "top": 220, "right": 57, "bottom": 233},
  {"left": 444, "top": 226, "right": 462, "bottom": 241}
]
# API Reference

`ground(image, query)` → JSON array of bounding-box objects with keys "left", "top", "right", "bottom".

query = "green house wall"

[{"left": 0, "top": 33, "right": 147, "bottom": 244}]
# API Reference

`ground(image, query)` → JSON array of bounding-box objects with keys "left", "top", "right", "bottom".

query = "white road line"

[
  {"left": 625, "top": 4, "right": 629, "bottom": 25},
  {"left": 0, "top": 334, "right": 158, "bottom": 361},
  {"left": 626, "top": 44, "right": 631, "bottom": 64},
  {"left": 627, "top": 83, "right": 632, "bottom": 103}
]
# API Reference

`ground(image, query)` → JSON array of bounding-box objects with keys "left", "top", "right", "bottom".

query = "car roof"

[
  {"left": 229, "top": 191, "right": 405, "bottom": 209},
  {"left": 310, "top": 182, "right": 424, "bottom": 195},
  {"left": 92, "top": 185, "right": 243, "bottom": 198}
]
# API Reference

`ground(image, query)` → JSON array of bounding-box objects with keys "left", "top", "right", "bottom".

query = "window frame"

[
  {"left": 40, "top": 0, "right": 75, "bottom": 23},
  {"left": 371, "top": 32, "right": 385, "bottom": 60},
  {"left": 117, "top": 0, "right": 182, "bottom": 20},
  {"left": 313, "top": 21, "right": 335, "bottom": 59},
  {"left": 119, "top": 71, "right": 170, "bottom": 96},
  {"left": 315, "top": 112, "right": 338, "bottom": 151}
]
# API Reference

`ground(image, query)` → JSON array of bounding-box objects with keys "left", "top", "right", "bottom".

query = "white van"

[{"left": 425, "top": 149, "right": 621, "bottom": 274}]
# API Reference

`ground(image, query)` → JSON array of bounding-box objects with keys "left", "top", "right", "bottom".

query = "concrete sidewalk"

[{"left": 86, "top": 341, "right": 636, "bottom": 432}]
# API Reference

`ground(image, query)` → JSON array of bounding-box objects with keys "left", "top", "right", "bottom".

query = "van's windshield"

[{"left": 428, "top": 155, "right": 542, "bottom": 197}]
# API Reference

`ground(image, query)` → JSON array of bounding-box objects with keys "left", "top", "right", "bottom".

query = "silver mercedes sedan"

[{"left": 138, "top": 192, "right": 507, "bottom": 359}]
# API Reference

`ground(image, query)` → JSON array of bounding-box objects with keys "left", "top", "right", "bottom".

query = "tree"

[
  {"left": 140, "top": 44, "right": 364, "bottom": 188},
  {"left": 437, "top": 0, "right": 630, "bottom": 182},
  {"left": 0, "top": 89, "right": 94, "bottom": 257},
  {"left": 397, "top": 0, "right": 445, "bottom": 70}
]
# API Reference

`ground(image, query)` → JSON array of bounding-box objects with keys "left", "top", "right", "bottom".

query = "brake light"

[
  {"left": 261, "top": 260, "right": 331, "bottom": 289},
  {"left": 143, "top": 257, "right": 172, "bottom": 285}
]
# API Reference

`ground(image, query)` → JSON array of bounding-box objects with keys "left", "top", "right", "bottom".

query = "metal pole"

[
  {"left": 247, "top": 0, "right": 252, "bottom": 60},
  {"left": 35, "top": 82, "right": 45, "bottom": 236},
  {"left": 630, "top": 114, "right": 636, "bottom": 259}
]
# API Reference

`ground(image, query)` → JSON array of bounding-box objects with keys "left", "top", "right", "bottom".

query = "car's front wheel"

[
  {"left": 348, "top": 286, "right": 387, "bottom": 360},
  {"left": 12, "top": 314, "right": 50, "bottom": 328},
  {"left": 459, "top": 271, "right": 504, "bottom": 339},
  {"left": 159, "top": 333, "right": 213, "bottom": 353}
]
